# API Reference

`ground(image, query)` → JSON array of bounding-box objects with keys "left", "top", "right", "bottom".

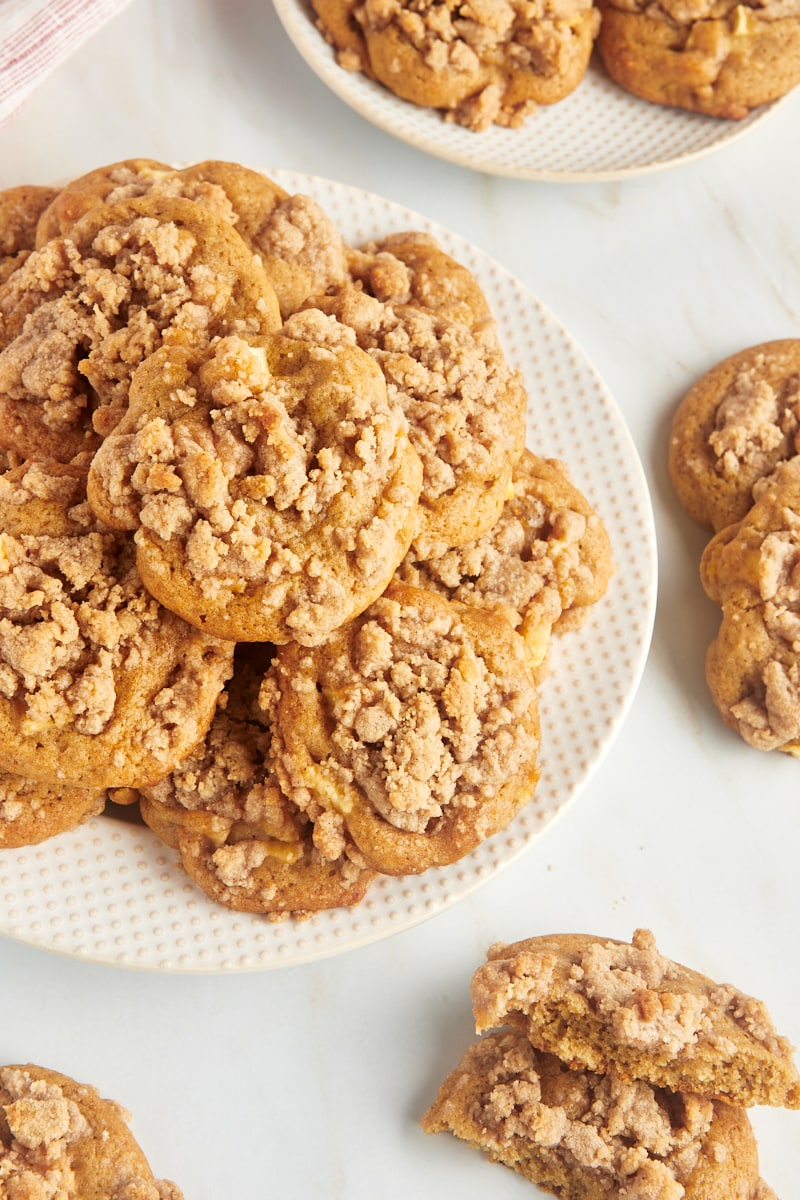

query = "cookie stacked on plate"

[
  {"left": 423, "top": 928, "right": 800, "bottom": 1197},
  {"left": 309, "top": 0, "right": 800, "bottom": 130},
  {"left": 669, "top": 339, "right": 800, "bottom": 755},
  {"left": 0, "top": 159, "right": 612, "bottom": 917}
]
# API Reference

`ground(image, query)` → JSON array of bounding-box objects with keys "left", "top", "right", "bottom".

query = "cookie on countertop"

[
  {"left": 700, "top": 456, "right": 800, "bottom": 754},
  {"left": 0, "top": 193, "right": 281, "bottom": 460},
  {"left": 86, "top": 316, "right": 424, "bottom": 645},
  {"left": 0, "top": 1063, "right": 183, "bottom": 1199},
  {"left": 139, "top": 643, "right": 376, "bottom": 916},
  {"left": 0, "top": 459, "right": 234, "bottom": 790},
  {"left": 595, "top": 0, "right": 800, "bottom": 119},
  {"left": 397, "top": 449, "right": 614, "bottom": 677},
  {"left": 312, "top": 0, "right": 600, "bottom": 131},
  {"left": 470, "top": 928, "right": 800, "bottom": 1109},
  {"left": 668, "top": 339, "right": 800, "bottom": 532},
  {"left": 421, "top": 1028, "right": 777, "bottom": 1200},
  {"left": 267, "top": 581, "right": 541, "bottom": 876}
]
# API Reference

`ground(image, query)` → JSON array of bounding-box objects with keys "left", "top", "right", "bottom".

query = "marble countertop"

[{"left": 0, "top": 2, "right": 799, "bottom": 1196}]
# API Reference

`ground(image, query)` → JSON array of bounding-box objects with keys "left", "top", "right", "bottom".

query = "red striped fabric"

[{"left": 0, "top": 0, "right": 133, "bottom": 124}]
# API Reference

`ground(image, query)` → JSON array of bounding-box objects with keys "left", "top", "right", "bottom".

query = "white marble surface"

[{"left": 1, "top": 2, "right": 799, "bottom": 1196}]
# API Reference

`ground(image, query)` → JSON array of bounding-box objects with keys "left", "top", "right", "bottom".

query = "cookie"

[
  {"left": 470, "top": 928, "right": 800, "bottom": 1108},
  {"left": 0, "top": 193, "right": 281, "bottom": 460},
  {"left": 34, "top": 157, "right": 174, "bottom": 242},
  {"left": 37, "top": 158, "right": 349, "bottom": 320},
  {"left": 345, "top": 230, "right": 494, "bottom": 329},
  {"left": 421, "top": 1029, "right": 774, "bottom": 1200},
  {"left": 312, "top": 0, "right": 600, "bottom": 131},
  {"left": 86, "top": 315, "right": 423, "bottom": 644},
  {"left": 268, "top": 582, "right": 541, "bottom": 875},
  {"left": 397, "top": 449, "right": 614, "bottom": 676},
  {"left": 139, "top": 643, "right": 376, "bottom": 915},
  {"left": 0, "top": 770, "right": 105, "bottom": 849},
  {"left": 668, "top": 339, "right": 800, "bottom": 532},
  {"left": 309, "top": 275, "right": 527, "bottom": 560},
  {"left": 700, "top": 457, "right": 800, "bottom": 753},
  {"left": 0, "top": 460, "right": 234, "bottom": 789},
  {"left": 0, "top": 184, "right": 60, "bottom": 284},
  {"left": 596, "top": 0, "right": 800, "bottom": 119},
  {"left": 0, "top": 1063, "right": 183, "bottom": 1199}
]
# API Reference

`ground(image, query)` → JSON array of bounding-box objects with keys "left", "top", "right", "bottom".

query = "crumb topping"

[
  {"left": 706, "top": 358, "right": 800, "bottom": 481},
  {"left": 91, "top": 323, "right": 418, "bottom": 643},
  {"left": 312, "top": 287, "right": 523, "bottom": 504},
  {"left": 479, "top": 930, "right": 794, "bottom": 1061},
  {"left": 0, "top": 464, "right": 225, "bottom": 758},
  {"left": 398, "top": 453, "right": 610, "bottom": 639},
  {"left": 704, "top": 465, "right": 800, "bottom": 751},
  {"left": 253, "top": 193, "right": 348, "bottom": 298},
  {"left": 0, "top": 1067, "right": 178, "bottom": 1200},
  {"left": 453, "top": 1033, "right": 714, "bottom": 1194},
  {"left": 607, "top": 0, "right": 800, "bottom": 22},
  {"left": 275, "top": 588, "right": 538, "bottom": 835},
  {"left": 0, "top": 208, "right": 271, "bottom": 446},
  {"left": 0, "top": 1067, "right": 90, "bottom": 1199},
  {"left": 145, "top": 646, "right": 300, "bottom": 838},
  {"left": 98, "top": 167, "right": 240, "bottom": 227}
]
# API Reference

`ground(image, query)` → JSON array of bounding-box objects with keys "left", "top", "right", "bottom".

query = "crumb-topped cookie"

[
  {"left": 345, "top": 230, "right": 494, "bottom": 328},
  {"left": 471, "top": 928, "right": 800, "bottom": 1108},
  {"left": 309, "top": 272, "right": 526, "bottom": 560},
  {"left": 596, "top": 0, "right": 800, "bottom": 119},
  {"left": 669, "top": 340, "right": 800, "bottom": 532},
  {"left": 139, "top": 643, "right": 376, "bottom": 915},
  {"left": 700, "top": 457, "right": 800, "bottom": 754},
  {"left": 421, "top": 1029, "right": 775, "bottom": 1200},
  {"left": 267, "top": 582, "right": 541, "bottom": 875},
  {"left": 0, "top": 460, "right": 234, "bottom": 789},
  {"left": 36, "top": 159, "right": 349, "bottom": 321},
  {"left": 0, "top": 1063, "right": 183, "bottom": 1199},
  {"left": 86, "top": 316, "right": 423, "bottom": 644},
  {"left": 0, "top": 193, "right": 281, "bottom": 460},
  {"left": 312, "top": 0, "right": 600, "bottom": 131},
  {"left": 397, "top": 449, "right": 614, "bottom": 675}
]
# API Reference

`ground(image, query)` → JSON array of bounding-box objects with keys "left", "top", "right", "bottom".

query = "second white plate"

[
  {"left": 272, "top": 0, "right": 787, "bottom": 181},
  {"left": 0, "top": 170, "right": 657, "bottom": 971}
]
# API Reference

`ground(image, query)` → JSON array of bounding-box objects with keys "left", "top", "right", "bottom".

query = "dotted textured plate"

[
  {"left": 272, "top": 0, "right": 786, "bottom": 181},
  {"left": 0, "top": 171, "right": 657, "bottom": 971}
]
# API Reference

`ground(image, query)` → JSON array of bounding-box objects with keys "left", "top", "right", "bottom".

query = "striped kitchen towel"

[{"left": 0, "top": 0, "right": 134, "bottom": 124}]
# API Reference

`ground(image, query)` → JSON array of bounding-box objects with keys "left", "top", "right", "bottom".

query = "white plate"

[
  {"left": 272, "top": 0, "right": 786, "bottom": 181},
  {"left": 0, "top": 170, "right": 657, "bottom": 972}
]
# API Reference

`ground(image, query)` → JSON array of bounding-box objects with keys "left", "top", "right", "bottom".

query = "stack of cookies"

[
  {"left": 309, "top": 0, "right": 800, "bottom": 130},
  {"left": 669, "top": 339, "right": 800, "bottom": 755},
  {"left": 423, "top": 928, "right": 800, "bottom": 1198},
  {"left": 0, "top": 158, "right": 613, "bottom": 917}
]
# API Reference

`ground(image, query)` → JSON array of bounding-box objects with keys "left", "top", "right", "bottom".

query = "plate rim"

[
  {"left": 270, "top": 0, "right": 787, "bottom": 182},
  {"left": 0, "top": 168, "right": 658, "bottom": 972}
]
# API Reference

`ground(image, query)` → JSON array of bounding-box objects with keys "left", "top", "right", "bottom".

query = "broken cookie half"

[{"left": 422, "top": 929, "right": 797, "bottom": 1198}]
